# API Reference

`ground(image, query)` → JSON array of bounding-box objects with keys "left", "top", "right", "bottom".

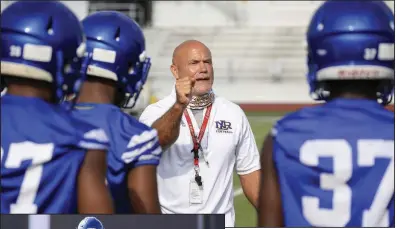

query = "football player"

[
  {"left": 258, "top": 1, "right": 394, "bottom": 227},
  {"left": 67, "top": 11, "right": 162, "bottom": 213},
  {"left": 1, "top": 1, "right": 113, "bottom": 214},
  {"left": 77, "top": 217, "right": 104, "bottom": 229}
]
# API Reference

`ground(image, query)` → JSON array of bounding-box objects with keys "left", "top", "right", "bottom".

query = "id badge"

[{"left": 189, "top": 179, "right": 203, "bottom": 204}]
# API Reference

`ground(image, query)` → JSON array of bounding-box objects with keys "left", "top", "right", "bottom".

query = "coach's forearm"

[{"left": 151, "top": 102, "right": 184, "bottom": 150}]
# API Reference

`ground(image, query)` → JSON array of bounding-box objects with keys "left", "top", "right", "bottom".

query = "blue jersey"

[
  {"left": 70, "top": 103, "right": 162, "bottom": 213},
  {"left": 272, "top": 98, "right": 394, "bottom": 227},
  {"left": 1, "top": 95, "right": 109, "bottom": 214}
]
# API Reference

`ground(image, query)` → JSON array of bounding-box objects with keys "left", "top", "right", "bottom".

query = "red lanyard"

[{"left": 183, "top": 104, "right": 213, "bottom": 168}]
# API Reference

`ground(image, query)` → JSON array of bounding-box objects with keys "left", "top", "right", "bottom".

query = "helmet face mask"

[
  {"left": 80, "top": 11, "right": 151, "bottom": 109},
  {"left": 306, "top": 1, "right": 395, "bottom": 105},
  {"left": 1, "top": 1, "right": 86, "bottom": 107},
  {"left": 117, "top": 52, "right": 151, "bottom": 109}
]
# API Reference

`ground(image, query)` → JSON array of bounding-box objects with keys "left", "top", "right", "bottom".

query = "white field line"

[{"left": 234, "top": 187, "right": 244, "bottom": 197}]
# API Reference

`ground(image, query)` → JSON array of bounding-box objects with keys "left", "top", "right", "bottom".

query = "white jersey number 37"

[{"left": 299, "top": 139, "right": 394, "bottom": 227}]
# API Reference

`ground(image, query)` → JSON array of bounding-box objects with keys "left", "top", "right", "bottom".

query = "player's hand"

[{"left": 175, "top": 73, "right": 196, "bottom": 108}]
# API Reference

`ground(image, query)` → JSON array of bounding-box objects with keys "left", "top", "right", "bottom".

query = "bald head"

[
  {"left": 172, "top": 40, "right": 211, "bottom": 65},
  {"left": 170, "top": 39, "right": 214, "bottom": 96}
]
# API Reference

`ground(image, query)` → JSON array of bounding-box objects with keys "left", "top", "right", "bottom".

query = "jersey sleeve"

[
  {"left": 235, "top": 112, "right": 261, "bottom": 175},
  {"left": 115, "top": 113, "right": 162, "bottom": 168},
  {"left": 72, "top": 117, "right": 110, "bottom": 151}
]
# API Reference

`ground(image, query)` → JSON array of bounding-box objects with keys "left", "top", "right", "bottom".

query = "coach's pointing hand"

[{"left": 175, "top": 74, "right": 195, "bottom": 108}]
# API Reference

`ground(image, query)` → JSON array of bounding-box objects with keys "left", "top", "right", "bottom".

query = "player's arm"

[
  {"left": 127, "top": 164, "right": 161, "bottom": 213},
  {"left": 74, "top": 125, "right": 114, "bottom": 213},
  {"left": 122, "top": 126, "right": 162, "bottom": 213},
  {"left": 77, "top": 149, "right": 114, "bottom": 214},
  {"left": 257, "top": 133, "right": 283, "bottom": 227}
]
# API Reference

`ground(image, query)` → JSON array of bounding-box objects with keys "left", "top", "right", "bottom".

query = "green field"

[{"left": 233, "top": 112, "right": 284, "bottom": 227}]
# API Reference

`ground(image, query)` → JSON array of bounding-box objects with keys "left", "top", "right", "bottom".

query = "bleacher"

[
  {"left": 83, "top": 1, "right": 316, "bottom": 103},
  {"left": 143, "top": 26, "right": 310, "bottom": 102},
  {"left": 145, "top": 26, "right": 307, "bottom": 81}
]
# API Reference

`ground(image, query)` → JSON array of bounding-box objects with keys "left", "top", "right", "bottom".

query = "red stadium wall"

[{"left": 239, "top": 103, "right": 395, "bottom": 112}]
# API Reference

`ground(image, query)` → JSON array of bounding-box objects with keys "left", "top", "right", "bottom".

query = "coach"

[{"left": 139, "top": 40, "right": 260, "bottom": 227}]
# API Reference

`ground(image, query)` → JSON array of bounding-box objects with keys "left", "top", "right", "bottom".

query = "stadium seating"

[
  {"left": 142, "top": 26, "right": 310, "bottom": 102},
  {"left": 144, "top": 26, "right": 307, "bottom": 82}
]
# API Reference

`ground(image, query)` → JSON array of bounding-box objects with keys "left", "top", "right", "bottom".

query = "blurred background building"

[{"left": 1, "top": 1, "right": 394, "bottom": 114}]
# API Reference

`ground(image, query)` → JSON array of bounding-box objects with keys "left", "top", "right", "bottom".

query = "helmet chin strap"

[{"left": 187, "top": 89, "right": 215, "bottom": 110}]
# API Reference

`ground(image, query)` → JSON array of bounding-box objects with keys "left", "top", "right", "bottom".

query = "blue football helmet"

[
  {"left": 1, "top": 1, "right": 86, "bottom": 106},
  {"left": 77, "top": 217, "right": 104, "bottom": 229},
  {"left": 306, "top": 1, "right": 394, "bottom": 105},
  {"left": 80, "top": 11, "right": 151, "bottom": 108}
]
